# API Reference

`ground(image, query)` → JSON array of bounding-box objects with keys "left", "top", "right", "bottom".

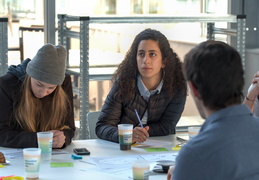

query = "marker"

[{"left": 134, "top": 109, "right": 144, "bottom": 128}]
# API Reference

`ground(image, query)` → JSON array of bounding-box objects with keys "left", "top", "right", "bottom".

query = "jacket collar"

[{"left": 8, "top": 58, "right": 31, "bottom": 82}]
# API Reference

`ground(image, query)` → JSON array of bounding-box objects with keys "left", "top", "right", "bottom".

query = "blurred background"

[{"left": 1, "top": 0, "right": 258, "bottom": 137}]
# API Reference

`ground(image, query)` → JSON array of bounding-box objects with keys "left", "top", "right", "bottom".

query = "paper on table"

[
  {"left": 90, "top": 155, "right": 141, "bottom": 179},
  {"left": 91, "top": 154, "right": 142, "bottom": 170},
  {"left": 2, "top": 149, "right": 69, "bottom": 159},
  {"left": 133, "top": 139, "right": 172, "bottom": 148},
  {"left": 1, "top": 149, "right": 23, "bottom": 159},
  {"left": 89, "top": 152, "right": 179, "bottom": 179},
  {"left": 140, "top": 152, "right": 178, "bottom": 162},
  {"left": 52, "top": 149, "right": 69, "bottom": 155},
  {"left": 90, "top": 152, "right": 179, "bottom": 176}
]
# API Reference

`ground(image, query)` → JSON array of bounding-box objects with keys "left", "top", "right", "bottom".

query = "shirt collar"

[
  {"left": 205, "top": 104, "right": 252, "bottom": 126},
  {"left": 137, "top": 74, "right": 164, "bottom": 97}
]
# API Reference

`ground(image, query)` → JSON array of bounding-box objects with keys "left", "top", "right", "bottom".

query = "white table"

[{"left": 0, "top": 135, "right": 180, "bottom": 180}]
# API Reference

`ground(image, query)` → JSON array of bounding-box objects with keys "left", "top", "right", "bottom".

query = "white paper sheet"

[
  {"left": 90, "top": 152, "right": 179, "bottom": 179},
  {"left": 133, "top": 139, "right": 172, "bottom": 148}
]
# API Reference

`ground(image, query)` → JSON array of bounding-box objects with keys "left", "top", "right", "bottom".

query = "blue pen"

[{"left": 134, "top": 109, "right": 144, "bottom": 128}]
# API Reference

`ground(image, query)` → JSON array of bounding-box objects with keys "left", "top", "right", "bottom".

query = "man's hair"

[{"left": 183, "top": 40, "right": 244, "bottom": 111}]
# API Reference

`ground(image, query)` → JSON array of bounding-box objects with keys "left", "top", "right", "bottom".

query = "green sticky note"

[
  {"left": 50, "top": 162, "right": 74, "bottom": 167},
  {"left": 144, "top": 148, "right": 169, "bottom": 152}
]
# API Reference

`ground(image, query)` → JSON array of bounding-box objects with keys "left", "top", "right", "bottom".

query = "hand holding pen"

[{"left": 133, "top": 109, "right": 149, "bottom": 143}]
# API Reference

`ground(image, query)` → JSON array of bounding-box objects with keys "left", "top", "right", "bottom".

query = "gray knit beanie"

[{"left": 26, "top": 43, "right": 67, "bottom": 85}]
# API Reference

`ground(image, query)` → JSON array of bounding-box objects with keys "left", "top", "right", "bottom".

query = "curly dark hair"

[{"left": 112, "top": 28, "right": 187, "bottom": 100}]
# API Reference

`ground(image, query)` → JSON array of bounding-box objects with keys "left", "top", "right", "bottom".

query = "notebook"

[
  {"left": 176, "top": 135, "right": 190, "bottom": 142},
  {"left": 176, "top": 116, "right": 205, "bottom": 132}
]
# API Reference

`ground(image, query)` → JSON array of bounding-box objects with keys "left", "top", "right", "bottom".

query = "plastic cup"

[
  {"left": 132, "top": 160, "right": 150, "bottom": 180},
  {"left": 188, "top": 126, "right": 201, "bottom": 139},
  {"left": 37, "top": 132, "right": 53, "bottom": 160},
  {"left": 23, "top": 148, "right": 41, "bottom": 179},
  {"left": 118, "top": 124, "right": 133, "bottom": 150}
]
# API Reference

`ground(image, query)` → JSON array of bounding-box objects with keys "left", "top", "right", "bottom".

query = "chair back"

[{"left": 86, "top": 111, "right": 100, "bottom": 139}]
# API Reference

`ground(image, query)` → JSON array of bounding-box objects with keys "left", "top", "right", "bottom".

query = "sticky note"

[
  {"left": 172, "top": 147, "right": 181, "bottom": 151},
  {"left": 50, "top": 162, "right": 74, "bottom": 167},
  {"left": 71, "top": 154, "right": 82, "bottom": 159},
  {"left": 2, "top": 176, "right": 24, "bottom": 180},
  {"left": 144, "top": 148, "right": 169, "bottom": 152}
]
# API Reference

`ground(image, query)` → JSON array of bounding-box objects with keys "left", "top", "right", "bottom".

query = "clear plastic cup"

[
  {"left": 132, "top": 160, "right": 150, "bottom": 180},
  {"left": 23, "top": 148, "right": 41, "bottom": 179},
  {"left": 37, "top": 132, "right": 53, "bottom": 160},
  {"left": 118, "top": 124, "right": 133, "bottom": 150}
]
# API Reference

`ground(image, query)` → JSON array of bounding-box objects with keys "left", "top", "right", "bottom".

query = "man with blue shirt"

[{"left": 168, "top": 40, "right": 259, "bottom": 180}]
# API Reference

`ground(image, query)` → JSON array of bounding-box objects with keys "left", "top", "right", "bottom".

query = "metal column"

[
  {"left": 44, "top": 0, "right": 56, "bottom": 44},
  {"left": 0, "top": 18, "right": 8, "bottom": 76},
  {"left": 207, "top": 23, "right": 215, "bottom": 40},
  {"left": 236, "top": 15, "right": 246, "bottom": 68},
  {"left": 57, "top": 14, "right": 68, "bottom": 65},
  {"left": 79, "top": 17, "right": 90, "bottom": 139}
]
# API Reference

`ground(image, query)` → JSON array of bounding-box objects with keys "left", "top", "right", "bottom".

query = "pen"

[{"left": 134, "top": 109, "right": 144, "bottom": 128}]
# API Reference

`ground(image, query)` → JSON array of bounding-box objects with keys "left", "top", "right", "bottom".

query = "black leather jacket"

[{"left": 96, "top": 81, "right": 186, "bottom": 143}]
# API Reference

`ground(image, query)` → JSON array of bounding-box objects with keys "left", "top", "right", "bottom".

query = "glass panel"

[
  {"left": 2, "top": 0, "right": 36, "bottom": 20},
  {"left": 205, "top": 0, "right": 227, "bottom": 14},
  {"left": 149, "top": 0, "right": 159, "bottom": 14},
  {"left": 105, "top": 0, "right": 116, "bottom": 14},
  {"left": 133, "top": 0, "right": 143, "bottom": 14}
]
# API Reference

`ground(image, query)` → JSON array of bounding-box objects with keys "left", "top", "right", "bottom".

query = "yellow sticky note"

[
  {"left": 3, "top": 176, "right": 24, "bottom": 180},
  {"left": 172, "top": 146, "right": 181, "bottom": 151},
  {"left": 0, "top": 163, "right": 5, "bottom": 168}
]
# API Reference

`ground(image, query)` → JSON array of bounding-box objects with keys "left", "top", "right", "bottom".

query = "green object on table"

[
  {"left": 144, "top": 148, "right": 169, "bottom": 152},
  {"left": 50, "top": 162, "right": 74, "bottom": 167}
]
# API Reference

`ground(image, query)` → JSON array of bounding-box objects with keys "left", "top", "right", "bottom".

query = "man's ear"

[{"left": 188, "top": 81, "right": 200, "bottom": 98}]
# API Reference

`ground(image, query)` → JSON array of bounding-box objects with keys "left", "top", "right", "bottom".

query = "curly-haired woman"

[{"left": 96, "top": 28, "right": 187, "bottom": 143}]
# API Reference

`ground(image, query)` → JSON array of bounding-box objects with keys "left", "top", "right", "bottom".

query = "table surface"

[{"left": 0, "top": 135, "right": 182, "bottom": 180}]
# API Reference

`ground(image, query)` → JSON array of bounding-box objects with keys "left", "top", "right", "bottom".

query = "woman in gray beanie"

[{"left": 0, "top": 43, "right": 75, "bottom": 148}]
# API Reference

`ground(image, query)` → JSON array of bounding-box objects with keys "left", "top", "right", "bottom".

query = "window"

[
  {"left": 133, "top": 0, "right": 143, "bottom": 14},
  {"left": 105, "top": 0, "right": 116, "bottom": 14},
  {"left": 0, "top": 0, "right": 36, "bottom": 20}
]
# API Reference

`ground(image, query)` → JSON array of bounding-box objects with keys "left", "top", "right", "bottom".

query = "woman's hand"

[
  {"left": 51, "top": 130, "right": 66, "bottom": 148},
  {"left": 132, "top": 126, "right": 149, "bottom": 143}
]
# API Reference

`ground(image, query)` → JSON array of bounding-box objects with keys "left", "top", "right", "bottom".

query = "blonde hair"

[{"left": 15, "top": 76, "right": 70, "bottom": 132}]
